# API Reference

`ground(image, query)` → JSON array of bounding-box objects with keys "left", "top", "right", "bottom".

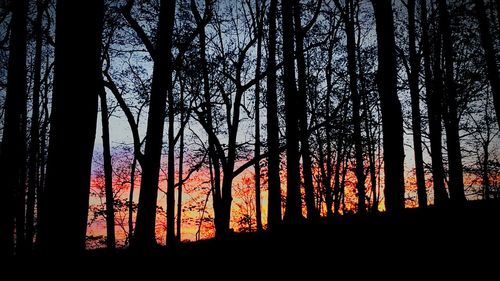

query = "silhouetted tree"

[
  {"left": 251, "top": 0, "right": 264, "bottom": 232},
  {"left": 266, "top": 0, "right": 282, "bottom": 228},
  {"left": 124, "top": 0, "right": 176, "bottom": 249},
  {"left": 282, "top": 0, "right": 302, "bottom": 222},
  {"left": 407, "top": 0, "right": 427, "bottom": 208},
  {"left": 371, "top": 0, "right": 405, "bottom": 212},
  {"left": 334, "top": 0, "right": 366, "bottom": 213},
  {"left": 293, "top": 0, "right": 322, "bottom": 219},
  {"left": 421, "top": 0, "right": 448, "bottom": 206},
  {"left": 26, "top": 0, "right": 48, "bottom": 251},
  {"left": 37, "top": 0, "right": 104, "bottom": 253},
  {"left": 437, "top": 0, "right": 466, "bottom": 204},
  {"left": 99, "top": 90, "right": 116, "bottom": 251},
  {"left": 0, "top": 0, "right": 27, "bottom": 255},
  {"left": 475, "top": 0, "right": 500, "bottom": 128}
]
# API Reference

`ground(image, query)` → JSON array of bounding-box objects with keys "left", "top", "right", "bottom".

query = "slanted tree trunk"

[
  {"left": 437, "top": 0, "right": 466, "bottom": 204},
  {"left": 421, "top": 0, "right": 448, "bottom": 206},
  {"left": 371, "top": 0, "right": 405, "bottom": 212},
  {"left": 475, "top": 0, "right": 500, "bottom": 128},
  {"left": 133, "top": 0, "right": 176, "bottom": 249},
  {"left": 282, "top": 0, "right": 302, "bottom": 222},
  {"left": 0, "top": 0, "right": 27, "bottom": 255},
  {"left": 408, "top": 0, "right": 427, "bottom": 208},
  {"left": 37, "top": 0, "right": 104, "bottom": 253},
  {"left": 333, "top": 103, "right": 349, "bottom": 215},
  {"left": 99, "top": 91, "right": 116, "bottom": 251},
  {"left": 266, "top": 0, "right": 282, "bottom": 229}
]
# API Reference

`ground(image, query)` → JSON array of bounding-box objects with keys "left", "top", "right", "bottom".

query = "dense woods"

[{"left": 0, "top": 0, "right": 499, "bottom": 255}]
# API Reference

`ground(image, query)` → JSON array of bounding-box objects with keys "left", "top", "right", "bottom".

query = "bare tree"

[
  {"left": 371, "top": 0, "right": 405, "bottom": 212},
  {"left": 0, "top": 0, "right": 27, "bottom": 255},
  {"left": 37, "top": 0, "right": 104, "bottom": 253}
]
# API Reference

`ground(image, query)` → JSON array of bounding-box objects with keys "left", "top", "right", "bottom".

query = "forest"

[{"left": 0, "top": 0, "right": 499, "bottom": 257}]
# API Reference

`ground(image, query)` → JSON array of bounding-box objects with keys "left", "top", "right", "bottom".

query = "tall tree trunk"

[
  {"left": 37, "top": 57, "right": 50, "bottom": 245},
  {"left": 282, "top": 0, "right": 302, "bottom": 222},
  {"left": 482, "top": 94, "right": 491, "bottom": 200},
  {"left": 371, "top": 0, "right": 405, "bottom": 213},
  {"left": 0, "top": 0, "right": 27, "bottom": 255},
  {"left": 99, "top": 91, "right": 116, "bottom": 251},
  {"left": 26, "top": 0, "right": 47, "bottom": 251},
  {"left": 333, "top": 103, "right": 349, "bottom": 215},
  {"left": 166, "top": 42, "right": 176, "bottom": 247},
  {"left": 128, "top": 156, "right": 137, "bottom": 244},
  {"left": 133, "top": 0, "right": 176, "bottom": 249},
  {"left": 254, "top": 0, "right": 263, "bottom": 232},
  {"left": 176, "top": 77, "right": 185, "bottom": 242},
  {"left": 475, "top": 0, "right": 500, "bottom": 128},
  {"left": 359, "top": 51, "right": 378, "bottom": 212},
  {"left": 340, "top": 0, "right": 366, "bottom": 213},
  {"left": 437, "top": 0, "right": 466, "bottom": 204},
  {"left": 266, "top": 0, "right": 282, "bottom": 229},
  {"left": 194, "top": 4, "right": 223, "bottom": 235},
  {"left": 421, "top": 0, "right": 448, "bottom": 206},
  {"left": 293, "top": 0, "right": 318, "bottom": 219},
  {"left": 323, "top": 37, "right": 334, "bottom": 218},
  {"left": 37, "top": 0, "right": 103, "bottom": 253},
  {"left": 408, "top": 0, "right": 427, "bottom": 208}
]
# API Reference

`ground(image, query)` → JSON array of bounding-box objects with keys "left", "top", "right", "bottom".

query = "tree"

[
  {"left": 126, "top": 0, "right": 176, "bottom": 249},
  {"left": 293, "top": 0, "right": 322, "bottom": 219},
  {"left": 37, "top": 0, "right": 104, "bottom": 253},
  {"left": 266, "top": 0, "right": 282, "bottom": 228},
  {"left": 334, "top": 0, "right": 366, "bottom": 213},
  {"left": 407, "top": 0, "right": 427, "bottom": 208},
  {"left": 0, "top": 0, "right": 27, "bottom": 255},
  {"left": 251, "top": 0, "right": 264, "bottom": 232},
  {"left": 475, "top": 0, "right": 500, "bottom": 128},
  {"left": 421, "top": 0, "right": 448, "bottom": 206},
  {"left": 99, "top": 90, "right": 116, "bottom": 251},
  {"left": 282, "top": 0, "right": 302, "bottom": 222},
  {"left": 437, "top": 0, "right": 466, "bottom": 204},
  {"left": 371, "top": 0, "right": 405, "bottom": 212},
  {"left": 26, "top": 0, "right": 48, "bottom": 251}
]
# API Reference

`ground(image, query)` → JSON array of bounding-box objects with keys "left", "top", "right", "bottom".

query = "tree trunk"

[
  {"left": 133, "top": 0, "right": 176, "bottom": 249},
  {"left": 437, "top": 0, "right": 466, "bottom": 204},
  {"left": 0, "top": 0, "right": 27, "bottom": 255},
  {"left": 166, "top": 36, "right": 176, "bottom": 247},
  {"left": 254, "top": 0, "right": 263, "bottom": 232},
  {"left": 421, "top": 0, "right": 448, "bottom": 206},
  {"left": 323, "top": 37, "right": 335, "bottom": 218},
  {"left": 408, "top": 0, "right": 427, "bottom": 208},
  {"left": 342, "top": 0, "right": 366, "bottom": 213},
  {"left": 333, "top": 103, "right": 349, "bottom": 215},
  {"left": 293, "top": 0, "right": 318, "bottom": 219},
  {"left": 194, "top": 6, "right": 223, "bottom": 235},
  {"left": 266, "top": 0, "right": 282, "bottom": 229},
  {"left": 176, "top": 77, "right": 185, "bottom": 242},
  {"left": 371, "top": 0, "right": 405, "bottom": 213},
  {"left": 37, "top": 0, "right": 103, "bottom": 253},
  {"left": 129, "top": 156, "right": 137, "bottom": 244},
  {"left": 26, "top": 0, "right": 47, "bottom": 251},
  {"left": 99, "top": 91, "right": 116, "bottom": 251},
  {"left": 475, "top": 0, "right": 500, "bottom": 128},
  {"left": 282, "top": 0, "right": 302, "bottom": 223}
]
